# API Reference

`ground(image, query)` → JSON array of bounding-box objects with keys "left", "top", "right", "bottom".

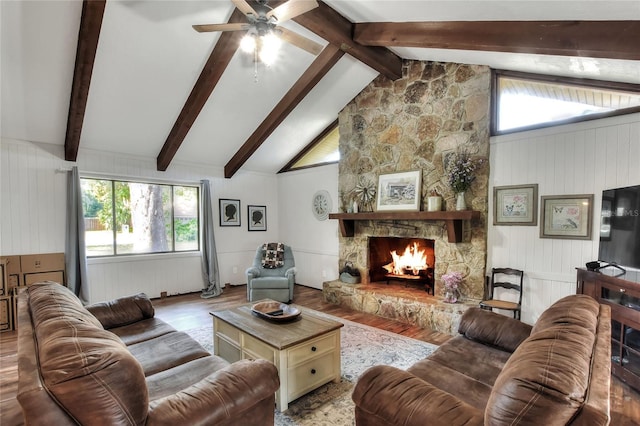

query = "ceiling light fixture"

[{"left": 240, "top": 28, "right": 282, "bottom": 81}]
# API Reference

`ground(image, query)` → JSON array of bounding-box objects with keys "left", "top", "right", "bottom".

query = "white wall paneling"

[
  {"left": 489, "top": 112, "right": 640, "bottom": 324},
  {"left": 277, "top": 165, "right": 339, "bottom": 289}
]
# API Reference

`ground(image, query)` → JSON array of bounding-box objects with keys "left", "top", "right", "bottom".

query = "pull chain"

[{"left": 253, "top": 47, "right": 259, "bottom": 83}]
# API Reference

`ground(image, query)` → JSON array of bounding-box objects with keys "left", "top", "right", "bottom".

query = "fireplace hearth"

[{"left": 369, "top": 237, "right": 435, "bottom": 294}]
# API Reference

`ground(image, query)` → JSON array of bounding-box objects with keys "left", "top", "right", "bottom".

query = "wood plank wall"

[{"left": 488, "top": 112, "right": 640, "bottom": 323}]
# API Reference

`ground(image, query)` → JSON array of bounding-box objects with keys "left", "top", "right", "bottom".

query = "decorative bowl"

[{"left": 251, "top": 300, "right": 301, "bottom": 322}]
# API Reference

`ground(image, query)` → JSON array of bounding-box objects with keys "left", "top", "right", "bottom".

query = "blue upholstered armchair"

[{"left": 246, "top": 243, "right": 296, "bottom": 303}]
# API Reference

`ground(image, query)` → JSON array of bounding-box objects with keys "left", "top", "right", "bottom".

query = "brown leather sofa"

[
  {"left": 352, "top": 294, "right": 611, "bottom": 425},
  {"left": 17, "top": 281, "right": 280, "bottom": 425}
]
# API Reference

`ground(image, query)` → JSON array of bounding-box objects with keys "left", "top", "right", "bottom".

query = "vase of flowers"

[
  {"left": 441, "top": 271, "right": 462, "bottom": 303},
  {"left": 446, "top": 149, "right": 480, "bottom": 210}
]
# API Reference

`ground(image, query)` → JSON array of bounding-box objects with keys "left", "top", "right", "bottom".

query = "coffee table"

[{"left": 210, "top": 300, "right": 344, "bottom": 411}]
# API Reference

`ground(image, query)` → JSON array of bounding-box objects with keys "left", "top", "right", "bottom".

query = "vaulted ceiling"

[{"left": 2, "top": 1, "right": 639, "bottom": 178}]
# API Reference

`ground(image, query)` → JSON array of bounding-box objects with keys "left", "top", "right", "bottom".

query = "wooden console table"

[{"left": 328, "top": 211, "right": 481, "bottom": 243}]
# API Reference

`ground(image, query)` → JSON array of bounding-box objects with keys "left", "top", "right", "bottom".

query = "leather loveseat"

[
  {"left": 352, "top": 294, "right": 611, "bottom": 425},
  {"left": 17, "top": 281, "right": 280, "bottom": 425}
]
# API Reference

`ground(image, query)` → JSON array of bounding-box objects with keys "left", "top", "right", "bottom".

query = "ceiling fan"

[{"left": 193, "top": 0, "right": 323, "bottom": 64}]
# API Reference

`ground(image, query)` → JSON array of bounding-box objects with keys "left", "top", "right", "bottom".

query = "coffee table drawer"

[
  {"left": 243, "top": 333, "right": 275, "bottom": 363},
  {"left": 216, "top": 335, "right": 242, "bottom": 362},
  {"left": 288, "top": 351, "right": 337, "bottom": 400},
  {"left": 288, "top": 332, "right": 337, "bottom": 366},
  {"left": 216, "top": 319, "right": 240, "bottom": 345}
]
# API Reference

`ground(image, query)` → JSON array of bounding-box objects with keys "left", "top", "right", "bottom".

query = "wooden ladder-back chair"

[{"left": 479, "top": 267, "right": 524, "bottom": 320}]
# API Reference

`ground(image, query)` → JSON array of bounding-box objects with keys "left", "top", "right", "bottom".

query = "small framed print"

[
  {"left": 219, "top": 199, "right": 240, "bottom": 227},
  {"left": 376, "top": 170, "right": 422, "bottom": 212},
  {"left": 247, "top": 205, "right": 267, "bottom": 231},
  {"left": 494, "top": 184, "right": 538, "bottom": 226},
  {"left": 540, "top": 194, "right": 594, "bottom": 240}
]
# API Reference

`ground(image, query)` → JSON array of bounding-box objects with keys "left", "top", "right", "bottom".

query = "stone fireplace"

[{"left": 323, "top": 60, "right": 491, "bottom": 335}]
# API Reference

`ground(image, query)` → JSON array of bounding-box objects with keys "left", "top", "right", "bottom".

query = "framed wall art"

[
  {"left": 493, "top": 184, "right": 538, "bottom": 226},
  {"left": 540, "top": 194, "right": 594, "bottom": 240},
  {"left": 219, "top": 199, "right": 241, "bottom": 227},
  {"left": 376, "top": 170, "right": 422, "bottom": 212},
  {"left": 247, "top": 205, "right": 267, "bottom": 231}
]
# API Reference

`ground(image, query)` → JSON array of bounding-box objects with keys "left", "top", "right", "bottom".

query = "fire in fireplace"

[
  {"left": 368, "top": 237, "right": 435, "bottom": 293},
  {"left": 383, "top": 242, "right": 428, "bottom": 275}
]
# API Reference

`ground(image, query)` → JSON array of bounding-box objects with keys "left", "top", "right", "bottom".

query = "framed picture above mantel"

[{"left": 376, "top": 170, "right": 422, "bottom": 212}]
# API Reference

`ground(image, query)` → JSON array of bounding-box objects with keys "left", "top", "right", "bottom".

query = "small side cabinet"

[{"left": 577, "top": 267, "right": 640, "bottom": 391}]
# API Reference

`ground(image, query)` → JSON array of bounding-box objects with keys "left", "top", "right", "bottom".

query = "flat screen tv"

[{"left": 598, "top": 184, "right": 640, "bottom": 272}]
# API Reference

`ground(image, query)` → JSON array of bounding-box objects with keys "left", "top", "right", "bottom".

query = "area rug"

[{"left": 185, "top": 315, "right": 438, "bottom": 426}]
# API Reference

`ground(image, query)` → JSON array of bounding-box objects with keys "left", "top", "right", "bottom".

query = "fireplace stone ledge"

[{"left": 323, "top": 279, "right": 479, "bottom": 335}]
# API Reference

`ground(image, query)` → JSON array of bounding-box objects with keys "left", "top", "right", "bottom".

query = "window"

[
  {"left": 81, "top": 178, "right": 199, "bottom": 257},
  {"left": 279, "top": 119, "right": 339, "bottom": 172},
  {"left": 492, "top": 71, "right": 640, "bottom": 135}
]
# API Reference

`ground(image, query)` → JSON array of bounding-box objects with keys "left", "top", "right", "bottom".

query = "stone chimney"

[{"left": 336, "top": 61, "right": 491, "bottom": 300}]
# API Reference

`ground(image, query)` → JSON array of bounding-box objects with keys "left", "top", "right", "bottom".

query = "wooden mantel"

[{"left": 328, "top": 211, "right": 481, "bottom": 243}]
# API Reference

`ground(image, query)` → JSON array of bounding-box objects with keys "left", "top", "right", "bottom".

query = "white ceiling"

[{"left": 2, "top": 1, "right": 639, "bottom": 175}]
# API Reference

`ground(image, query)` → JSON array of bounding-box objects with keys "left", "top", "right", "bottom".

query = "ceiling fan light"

[
  {"left": 259, "top": 32, "right": 281, "bottom": 65},
  {"left": 240, "top": 34, "right": 256, "bottom": 53}
]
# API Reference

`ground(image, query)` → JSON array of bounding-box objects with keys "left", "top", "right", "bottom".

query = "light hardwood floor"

[{"left": 1, "top": 284, "right": 639, "bottom": 425}]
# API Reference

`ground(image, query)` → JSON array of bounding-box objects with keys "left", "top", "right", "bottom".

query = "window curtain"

[
  {"left": 65, "top": 166, "right": 90, "bottom": 304},
  {"left": 201, "top": 179, "right": 223, "bottom": 298}
]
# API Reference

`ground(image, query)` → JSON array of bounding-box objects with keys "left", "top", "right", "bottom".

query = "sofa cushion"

[
  {"left": 459, "top": 307, "right": 532, "bottom": 352},
  {"left": 146, "top": 356, "right": 231, "bottom": 401},
  {"left": 128, "top": 331, "right": 211, "bottom": 376},
  {"left": 110, "top": 317, "right": 177, "bottom": 346},
  {"left": 408, "top": 336, "right": 512, "bottom": 410},
  {"left": 248, "top": 276, "right": 291, "bottom": 289},
  {"left": 486, "top": 296, "right": 600, "bottom": 425},
  {"left": 29, "top": 282, "right": 149, "bottom": 425},
  {"left": 87, "top": 292, "right": 155, "bottom": 329}
]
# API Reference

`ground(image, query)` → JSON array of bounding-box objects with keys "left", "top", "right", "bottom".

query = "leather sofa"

[
  {"left": 352, "top": 294, "right": 611, "bottom": 425},
  {"left": 17, "top": 281, "right": 280, "bottom": 425}
]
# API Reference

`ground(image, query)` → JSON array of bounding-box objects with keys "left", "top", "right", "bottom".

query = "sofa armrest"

[
  {"left": 352, "top": 365, "right": 483, "bottom": 426},
  {"left": 459, "top": 307, "right": 532, "bottom": 353},
  {"left": 86, "top": 293, "right": 155, "bottom": 329},
  {"left": 284, "top": 267, "right": 296, "bottom": 278},
  {"left": 246, "top": 266, "right": 261, "bottom": 278},
  {"left": 147, "top": 359, "right": 279, "bottom": 425}
]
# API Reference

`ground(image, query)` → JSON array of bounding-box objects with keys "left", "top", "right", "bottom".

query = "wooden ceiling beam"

[
  {"left": 224, "top": 44, "right": 344, "bottom": 178},
  {"left": 64, "top": 0, "right": 106, "bottom": 162},
  {"left": 293, "top": 2, "right": 402, "bottom": 80},
  {"left": 156, "top": 8, "right": 249, "bottom": 171},
  {"left": 353, "top": 21, "right": 640, "bottom": 60}
]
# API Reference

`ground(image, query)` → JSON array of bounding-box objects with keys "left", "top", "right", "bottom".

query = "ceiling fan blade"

[
  {"left": 231, "top": 0, "right": 258, "bottom": 17},
  {"left": 267, "top": 0, "right": 318, "bottom": 23},
  {"left": 278, "top": 27, "right": 323, "bottom": 55},
  {"left": 192, "top": 23, "right": 250, "bottom": 33}
]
